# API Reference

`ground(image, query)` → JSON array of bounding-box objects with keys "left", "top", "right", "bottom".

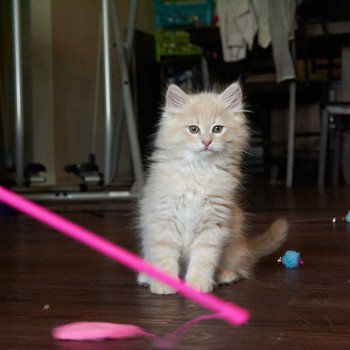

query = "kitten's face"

[{"left": 157, "top": 83, "right": 249, "bottom": 160}]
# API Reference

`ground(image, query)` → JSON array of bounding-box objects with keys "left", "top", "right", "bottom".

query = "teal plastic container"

[{"left": 154, "top": 0, "right": 213, "bottom": 29}]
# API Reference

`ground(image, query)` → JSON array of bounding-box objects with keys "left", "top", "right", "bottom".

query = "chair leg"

[
  {"left": 200, "top": 55, "right": 210, "bottom": 90},
  {"left": 262, "top": 106, "right": 272, "bottom": 181},
  {"left": 332, "top": 129, "right": 342, "bottom": 185},
  {"left": 318, "top": 109, "right": 329, "bottom": 188},
  {"left": 286, "top": 80, "right": 296, "bottom": 188}
]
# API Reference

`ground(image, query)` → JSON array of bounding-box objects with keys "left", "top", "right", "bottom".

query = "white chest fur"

[{"left": 141, "top": 159, "right": 237, "bottom": 248}]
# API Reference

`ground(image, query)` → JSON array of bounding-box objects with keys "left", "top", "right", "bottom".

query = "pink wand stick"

[{"left": 0, "top": 186, "right": 249, "bottom": 326}]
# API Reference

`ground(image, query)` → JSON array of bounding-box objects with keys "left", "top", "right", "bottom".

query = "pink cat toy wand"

[{"left": 0, "top": 186, "right": 249, "bottom": 328}]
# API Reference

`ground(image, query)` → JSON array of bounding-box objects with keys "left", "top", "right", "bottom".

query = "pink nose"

[{"left": 202, "top": 140, "right": 212, "bottom": 149}]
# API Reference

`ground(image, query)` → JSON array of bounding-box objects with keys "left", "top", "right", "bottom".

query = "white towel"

[
  {"left": 268, "top": 0, "right": 296, "bottom": 82},
  {"left": 252, "top": 0, "right": 297, "bottom": 82},
  {"left": 218, "top": 0, "right": 297, "bottom": 82},
  {"left": 217, "top": 0, "right": 257, "bottom": 62},
  {"left": 252, "top": 0, "right": 270, "bottom": 48}
]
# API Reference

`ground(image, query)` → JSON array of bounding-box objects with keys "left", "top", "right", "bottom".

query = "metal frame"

[
  {"left": 101, "top": 0, "right": 113, "bottom": 186},
  {"left": 12, "top": 0, "right": 24, "bottom": 186},
  {"left": 23, "top": 190, "right": 132, "bottom": 201},
  {"left": 285, "top": 39, "right": 297, "bottom": 188},
  {"left": 110, "top": 0, "right": 138, "bottom": 180},
  {"left": 109, "top": 0, "right": 143, "bottom": 186},
  {"left": 11, "top": 0, "right": 143, "bottom": 201},
  {"left": 286, "top": 80, "right": 296, "bottom": 188}
]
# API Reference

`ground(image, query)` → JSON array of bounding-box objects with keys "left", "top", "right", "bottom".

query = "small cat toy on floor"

[
  {"left": 346, "top": 211, "right": 350, "bottom": 223},
  {"left": 278, "top": 250, "right": 304, "bottom": 269},
  {"left": 278, "top": 211, "right": 350, "bottom": 270}
]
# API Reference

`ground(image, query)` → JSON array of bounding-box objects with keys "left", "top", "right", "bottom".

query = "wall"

[
  {"left": 51, "top": 0, "right": 102, "bottom": 184},
  {"left": 30, "top": 0, "right": 55, "bottom": 184}
]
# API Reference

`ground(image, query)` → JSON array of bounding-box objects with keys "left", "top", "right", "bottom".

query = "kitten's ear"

[
  {"left": 219, "top": 82, "right": 243, "bottom": 111},
  {"left": 165, "top": 84, "right": 189, "bottom": 113}
]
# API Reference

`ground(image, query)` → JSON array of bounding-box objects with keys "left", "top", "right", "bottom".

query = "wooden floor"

[{"left": 1, "top": 183, "right": 350, "bottom": 349}]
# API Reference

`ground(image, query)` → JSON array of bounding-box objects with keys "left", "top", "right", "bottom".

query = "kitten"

[{"left": 137, "top": 82, "right": 288, "bottom": 294}]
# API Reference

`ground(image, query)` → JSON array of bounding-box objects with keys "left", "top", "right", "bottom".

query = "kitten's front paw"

[
  {"left": 217, "top": 269, "right": 241, "bottom": 284},
  {"left": 137, "top": 273, "right": 150, "bottom": 286},
  {"left": 150, "top": 281, "right": 176, "bottom": 295},
  {"left": 186, "top": 278, "right": 214, "bottom": 293}
]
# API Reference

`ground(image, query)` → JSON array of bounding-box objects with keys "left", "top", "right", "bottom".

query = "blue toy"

[
  {"left": 346, "top": 211, "right": 350, "bottom": 223},
  {"left": 278, "top": 250, "right": 304, "bottom": 269}
]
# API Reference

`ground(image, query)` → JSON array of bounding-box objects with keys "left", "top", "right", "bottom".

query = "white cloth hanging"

[
  {"left": 254, "top": 0, "right": 297, "bottom": 82},
  {"left": 252, "top": 0, "right": 270, "bottom": 48},
  {"left": 217, "top": 0, "right": 257, "bottom": 62},
  {"left": 218, "top": 0, "right": 297, "bottom": 82}
]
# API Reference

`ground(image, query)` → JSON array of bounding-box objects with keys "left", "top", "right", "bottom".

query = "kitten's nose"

[{"left": 202, "top": 140, "right": 212, "bottom": 149}]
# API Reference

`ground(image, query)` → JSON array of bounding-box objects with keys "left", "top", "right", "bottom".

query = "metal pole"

[
  {"left": 124, "top": 0, "right": 138, "bottom": 61},
  {"left": 286, "top": 40, "right": 298, "bottom": 188},
  {"left": 12, "top": 0, "right": 24, "bottom": 186},
  {"left": 110, "top": 0, "right": 143, "bottom": 184},
  {"left": 101, "top": 0, "right": 113, "bottom": 186},
  {"left": 110, "top": 0, "right": 138, "bottom": 181},
  {"left": 286, "top": 80, "right": 296, "bottom": 188},
  {"left": 318, "top": 108, "right": 329, "bottom": 188}
]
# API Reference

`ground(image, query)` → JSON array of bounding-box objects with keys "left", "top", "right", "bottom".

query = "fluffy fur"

[{"left": 137, "top": 83, "right": 288, "bottom": 294}]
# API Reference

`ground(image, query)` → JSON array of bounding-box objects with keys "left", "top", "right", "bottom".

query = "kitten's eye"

[
  {"left": 189, "top": 125, "right": 200, "bottom": 134},
  {"left": 212, "top": 125, "right": 224, "bottom": 134}
]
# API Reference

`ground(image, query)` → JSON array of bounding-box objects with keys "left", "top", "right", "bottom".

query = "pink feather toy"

[{"left": 0, "top": 186, "right": 249, "bottom": 347}]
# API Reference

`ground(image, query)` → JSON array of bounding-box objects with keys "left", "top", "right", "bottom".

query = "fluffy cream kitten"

[{"left": 138, "top": 82, "right": 288, "bottom": 294}]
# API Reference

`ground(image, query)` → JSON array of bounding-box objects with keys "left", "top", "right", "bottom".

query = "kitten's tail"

[{"left": 248, "top": 218, "right": 289, "bottom": 260}]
